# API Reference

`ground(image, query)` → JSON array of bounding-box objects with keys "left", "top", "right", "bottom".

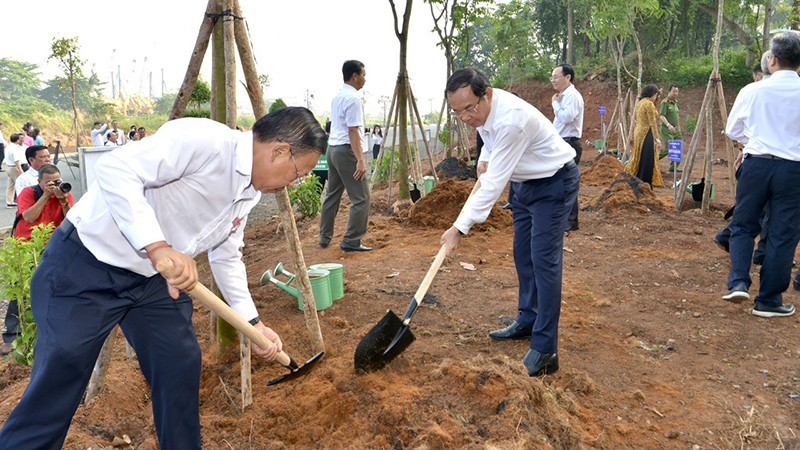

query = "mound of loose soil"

[
  {"left": 435, "top": 157, "right": 476, "bottom": 181},
  {"left": 582, "top": 155, "right": 625, "bottom": 186},
  {"left": 585, "top": 172, "right": 669, "bottom": 213},
  {"left": 406, "top": 178, "right": 512, "bottom": 231}
]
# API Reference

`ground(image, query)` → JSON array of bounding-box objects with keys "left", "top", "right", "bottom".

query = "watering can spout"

[{"left": 261, "top": 266, "right": 300, "bottom": 299}]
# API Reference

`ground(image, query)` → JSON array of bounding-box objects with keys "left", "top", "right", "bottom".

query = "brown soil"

[{"left": 1, "top": 81, "right": 799, "bottom": 450}]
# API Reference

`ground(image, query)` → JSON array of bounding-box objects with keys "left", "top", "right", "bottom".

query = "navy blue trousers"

[
  {"left": 728, "top": 156, "right": 800, "bottom": 308},
  {"left": 511, "top": 165, "right": 580, "bottom": 354},
  {"left": 0, "top": 225, "right": 202, "bottom": 449}
]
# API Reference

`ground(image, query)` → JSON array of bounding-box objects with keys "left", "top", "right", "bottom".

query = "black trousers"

[{"left": 564, "top": 136, "right": 583, "bottom": 230}]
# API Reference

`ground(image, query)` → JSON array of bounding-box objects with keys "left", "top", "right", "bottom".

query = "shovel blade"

[{"left": 354, "top": 310, "right": 416, "bottom": 372}]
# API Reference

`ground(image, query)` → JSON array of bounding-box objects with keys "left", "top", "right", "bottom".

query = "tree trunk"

[
  {"left": 223, "top": 0, "right": 237, "bottom": 129},
  {"left": 391, "top": 0, "right": 414, "bottom": 201},
  {"left": 566, "top": 0, "right": 575, "bottom": 65},
  {"left": 762, "top": 0, "right": 772, "bottom": 52},
  {"left": 695, "top": 2, "right": 755, "bottom": 51},
  {"left": 793, "top": 0, "right": 800, "bottom": 30}
]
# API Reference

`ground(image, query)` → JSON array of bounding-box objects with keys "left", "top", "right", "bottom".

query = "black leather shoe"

[
  {"left": 752, "top": 302, "right": 796, "bottom": 318},
  {"left": 522, "top": 349, "right": 559, "bottom": 376},
  {"left": 488, "top": 321, "right": 532, "bottom": 340},
  {"left": 341, "top": 243, "right": 372, "bottom": 252},
  {"left": 319, "top": 241, "right": 329, "bottom": 249}
]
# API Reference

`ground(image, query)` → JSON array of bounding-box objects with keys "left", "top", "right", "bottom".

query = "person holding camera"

[
  {"left": 14, "top": 145, "right": 51, "bottom": 196},
  {"left": 13, "top": 164, "right": 73, "bottom": 240},
  {"left": 2, "top": 165, "right": 74, "bottom": 356}
]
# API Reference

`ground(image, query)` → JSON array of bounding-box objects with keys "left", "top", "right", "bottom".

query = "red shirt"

[{"left": 14, "top": 186, "right": 74, "bottom": 240}]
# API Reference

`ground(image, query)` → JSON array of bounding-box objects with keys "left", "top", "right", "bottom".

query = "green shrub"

[
  {"left": 287, "top": 174, "right": 322, "bottom": 217},
  {"left": 660, "top": 49, "right": 751, "bottom": 92},
  {"left": 0, "top": 224, "right": 55, "bottom": 365},
  {"left": 372, "top": 145, "right": 418, "bottom": 183},
  {"left": 184, "top": 109, "right": 211, "bottom": 118},
  {"left": 684, "top": 114, "right": 698, "bottom": 134}
]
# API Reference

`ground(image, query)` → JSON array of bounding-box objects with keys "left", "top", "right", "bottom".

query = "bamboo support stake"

[
  {"left": 369, "top": 88, "right": 398, "bottom": 189},
  {"left": 170, "top": 0, "right": 217, "bottom": 120},
  {"left": 715, "top": 79, "right": 737, "bottom": 196},
  {"left": 405, "top": 87, "right": 424, "bottom": 195},
  {"left": 232, "top": 0, "right": 323, "bottom": 353},
  {"left": 407, "top": 81, "right": 438, "bottom": 181},
  {"left": 675, "top": 78, "right": 715, "bottom": 208},
  {"left": 84, "top": 327, "right": 118, "bottom": 404},
  {"left": 223, "top": 0, "right": 237, "bottom": 129},
  {"left": 701, "top": 86, "right": 715, "bottom": 214},
  {"left": 239, "top": 334, "right": 252, "bottom": 409},
  {"left": 232, "top": 0, "right": 266, "bottom": 117}
]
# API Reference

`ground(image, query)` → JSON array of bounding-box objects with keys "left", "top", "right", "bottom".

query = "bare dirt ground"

[{"left": 1, "top": 81, "right": 799, "bottom": 449}]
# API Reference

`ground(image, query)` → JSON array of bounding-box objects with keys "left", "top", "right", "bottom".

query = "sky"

[{"left": 1, "top": 0, "right": 448, "bottom": 120}]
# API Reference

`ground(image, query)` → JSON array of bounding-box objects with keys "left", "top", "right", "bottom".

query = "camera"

[{"left": 53, "top": 179, "right": 72, "bottom": 193}]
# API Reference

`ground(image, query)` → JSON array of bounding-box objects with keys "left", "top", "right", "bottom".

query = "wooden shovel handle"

[
  {"left": 411, "top": 179, "right": 482, "bottom": 307},
  {"left": 156, "top": 258, "right": 291, "bottom": 367}
]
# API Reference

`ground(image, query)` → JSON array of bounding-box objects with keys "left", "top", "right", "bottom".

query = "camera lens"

[{"left": 58, "top": 182, "right": 72, "bottom": 193}]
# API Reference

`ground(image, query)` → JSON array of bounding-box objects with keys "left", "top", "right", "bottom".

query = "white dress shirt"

[
  {"left": 91, "top": 124, "right": 108, "bottom": 147},
  {"left": 329, "top": 84, "right": 364, "bottom": 147},
  {"left": 3, "top": 143, "right": 24, "bottom": 167},
  {"left": 552, "top": 84, "right": 584, "bottom": 138},
  {"left": 105, "top": 128, "right": 127, "bottom": 145},
  {"left": 67, "top": 118, "right": 263, "bottom": 320},
  {"left": 455, "top": 89, "right": 575, "bottom": 234},
  {"left": 726, "top": 70, "right": 800, "bottom": 161},
  {"left": 15, "top": 167, "right": 38, "bottom": 195}
]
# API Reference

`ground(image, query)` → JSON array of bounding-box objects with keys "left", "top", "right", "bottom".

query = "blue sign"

[
  {"left": 598, "top": 106, "right": 607, "bottom": 116},
  {"left": 668, "top": 140, "right": 683, "bottom": 162}
]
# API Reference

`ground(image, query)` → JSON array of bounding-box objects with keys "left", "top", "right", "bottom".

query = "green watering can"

[{"left": 260, "top": 263, "right": 332, "bottom": 311}]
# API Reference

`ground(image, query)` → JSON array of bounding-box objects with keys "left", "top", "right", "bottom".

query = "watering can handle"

[{"left": 156, "top": 258, "right": 292, "bottom": 367}]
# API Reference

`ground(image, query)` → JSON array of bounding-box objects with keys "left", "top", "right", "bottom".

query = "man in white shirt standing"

[
  {"left": 551, "top": 63, "right": 584, "bottom": 232},
  {"left": 3, "top": 134, "right": 25, "bottom": 207},
  {"left": 722, "top": 31, "right": 800, "bottom": 318},
  {"left": 319, "top": 60, "right": 372, "bottom": 252},
  {"left": 15, "top": 145, "right": 52, "bottom": 196},
  {"left": 440, "top": 68, "right": 579, "bottom": 377},
  {"left": 105, "top": 120, "right": 126, "bottom": 146},
  {"left": 0, "top": 108, "right": 328, "bottom": 449},
  {"left": 90, "top": 120, "right": 109, "bottom": 147}
]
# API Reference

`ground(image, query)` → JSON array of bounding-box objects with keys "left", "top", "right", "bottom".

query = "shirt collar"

[
  {"left": 235, "top": 131, "right": 259, "bottom": 200},
  {"left": 342, "top": 83, "right": 358, "bottom": 93},
  {"left": 478, "top": 89, "right": 501, "bottom": 134},
  {"left": 769, "top": 70, "right": 800, "bottom": 80}
]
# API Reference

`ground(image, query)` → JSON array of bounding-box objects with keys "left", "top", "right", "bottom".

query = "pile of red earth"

[
  {"left": 585, "top": 172, "right": 669, "bottom": 213},
  {"left": 581, "top": 155, "right": 625, "bottom": 186},
  {"left": 406, "top": 179, "right": 512, "bottom": 231}
]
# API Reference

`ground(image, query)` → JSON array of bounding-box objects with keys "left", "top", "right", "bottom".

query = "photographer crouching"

[{"left": 1, "top": 164, "right": 74, "bottom": 355}]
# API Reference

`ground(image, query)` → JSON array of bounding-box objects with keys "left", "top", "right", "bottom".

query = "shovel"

[
  {"left": 156, "top": 259, "right": 324, "bottom": 386},
  {"left": 354, "top": 180, "right": 482, "bottom": 372}
]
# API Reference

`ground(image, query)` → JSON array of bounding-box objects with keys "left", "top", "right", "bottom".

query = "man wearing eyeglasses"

[
  {"left": 0, "top": 108, "right": 327, "bottom": 449},
  {"left": 440, "top": 67, "right": 579, "bottom": 377},
  {"left": 319, "top": 59, "right": 372, "bottom": 252},
  {"left": 551, "top": 64, "right": 584, "bottom": 232}
]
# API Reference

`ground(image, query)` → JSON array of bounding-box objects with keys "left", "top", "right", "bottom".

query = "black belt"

[
  {"left": 57, "top": 218, "right": 83, "bottom": 245},
  {"left": 745, "top": 153, "right": 789, "bottom": 161},
  {"left": 563, "top": 136, "right": 581, "bottom": 142},
  {"left": 523, "top": 160, "right": 576, "bottom": 185}
]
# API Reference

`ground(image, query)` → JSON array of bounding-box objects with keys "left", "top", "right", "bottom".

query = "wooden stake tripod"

[
  {"left": 369, "top": 73, "right": 438, "bottom": 207},
  {"left": 674, "top": 0, "right": 737, "bottom": 212}
]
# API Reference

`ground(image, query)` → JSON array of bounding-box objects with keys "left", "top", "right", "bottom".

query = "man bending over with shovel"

[
  {"left": 0, "top": 107, "right": 328, "bottom": 449},
  {"left": 440, "top": 68, "right": 579, "bottom": 377}
]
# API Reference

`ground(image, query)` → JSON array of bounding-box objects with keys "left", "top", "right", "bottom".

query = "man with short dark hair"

[
  {"left": 319, "top": 59, "right": 372, "bottom": 252},
  {"left": 441, "top": 67, "right": 579, "bottom": 377},
  {"left": 658, "top": 84, "right": 683, "bottom": 171},
  {"left": 91, "top": 120, "right": 109, "bottom": 147},
  {"left": 722, "top": 31, "right": 800, "bottom": 318},
  {"left": 15, "top": 145, "right": 51, "bottom": 196},
  {"left": 0, "top": 108, "right": 328, "bottom": 448},
  {"left": 550, "top": 63, "right": 584, "bottom": 232}
]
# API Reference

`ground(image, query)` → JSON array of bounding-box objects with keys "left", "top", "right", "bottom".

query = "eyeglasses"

[
  {"left": 289, "top": 148, "right": 309, "bottom": 186},
  {"left": 550, "top": 74, "right": 563, "bottom": 81},
  {"left": 450, "top": 96, "right": 484, "bottom": 118}
]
